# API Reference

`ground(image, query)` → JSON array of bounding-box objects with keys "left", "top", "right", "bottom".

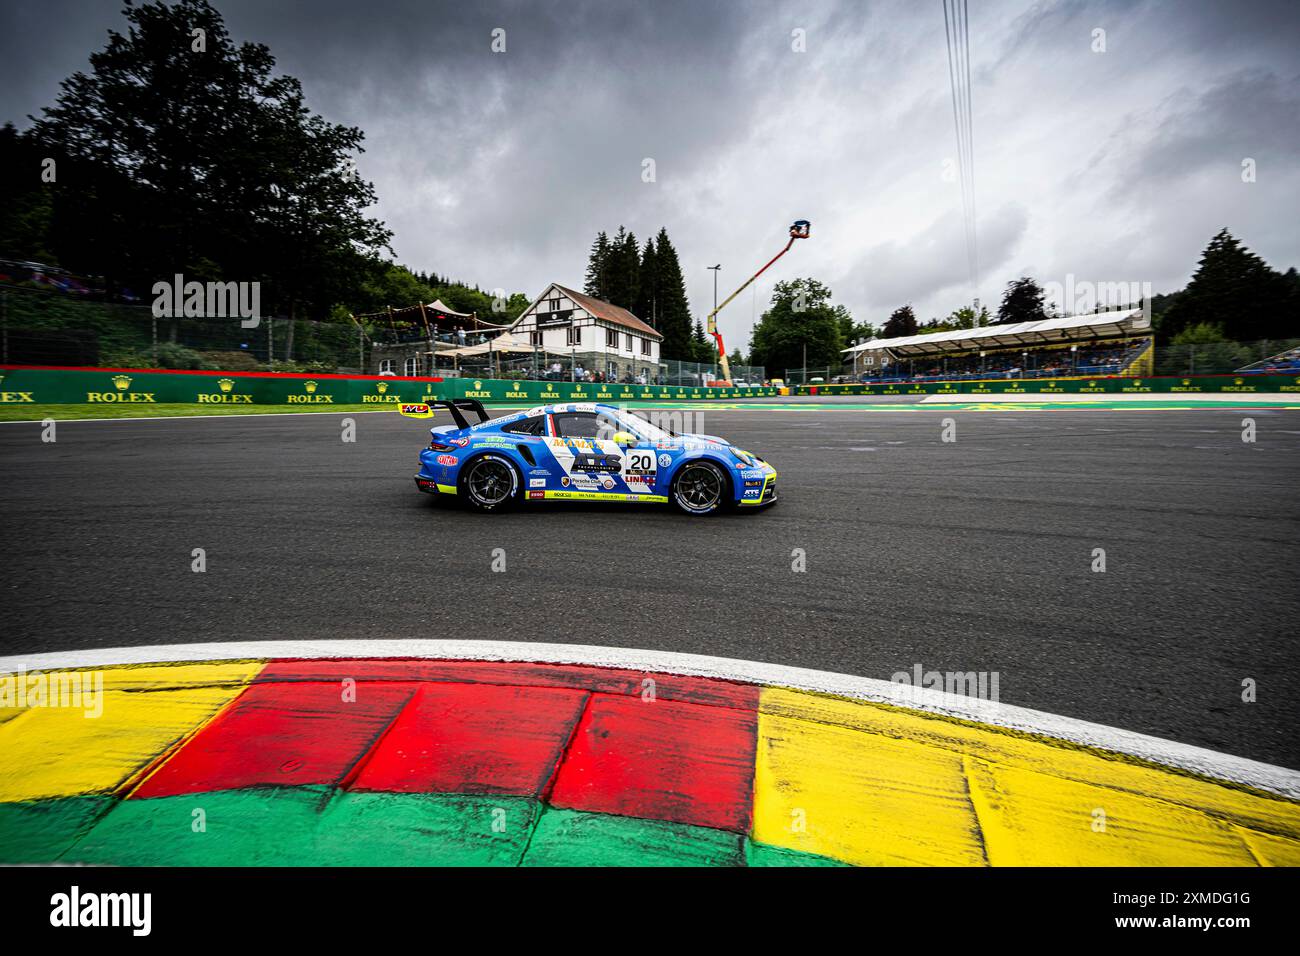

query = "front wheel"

[
  {"left": 459, "top": 453, "right": 519, "bottom": 513},
  {"left": 670, "top": 460, "right": 729, "bottom": 515}
]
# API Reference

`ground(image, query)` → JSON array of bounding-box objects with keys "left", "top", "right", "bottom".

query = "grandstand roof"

[{"left": 843, "top": 308, "right": 1147, "bottom": 357}]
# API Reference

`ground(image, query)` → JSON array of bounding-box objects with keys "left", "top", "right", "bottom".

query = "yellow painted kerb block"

[{"left": 0, "top": 661, "right": 262, "bottom": 803}]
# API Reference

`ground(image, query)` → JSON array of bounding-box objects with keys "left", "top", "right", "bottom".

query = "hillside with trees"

[{"left": 0, "top": 0, "right": 528, "bottom": 370}]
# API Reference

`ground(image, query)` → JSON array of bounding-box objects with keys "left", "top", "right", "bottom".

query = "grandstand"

[
  {"left": 1237, "top": 345, "right": 1300, "bottom": 374},
  {"left": 841, "top": 308, "right": 1153, "bottom": 383}
]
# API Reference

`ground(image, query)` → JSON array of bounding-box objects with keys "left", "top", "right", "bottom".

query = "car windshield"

[{"left": 600, "top": 408, "right": 674, "bottom": 442}]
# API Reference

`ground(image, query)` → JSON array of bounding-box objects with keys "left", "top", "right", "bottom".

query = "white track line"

[{"left": 2, "top": 639, "right": 1296, "bottom": 798}]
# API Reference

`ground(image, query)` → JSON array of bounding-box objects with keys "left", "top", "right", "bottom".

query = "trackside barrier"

[
  {"left": 0, "top": 366, "right": 781, "bottom": 406},
  {"left": 798, "top": 374, "right": 1300, "bottom": 397}
]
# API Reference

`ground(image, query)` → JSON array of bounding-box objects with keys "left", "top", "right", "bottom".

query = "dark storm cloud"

[{"left": 2, "top": 0, "right": 1298, "bottom": 344}]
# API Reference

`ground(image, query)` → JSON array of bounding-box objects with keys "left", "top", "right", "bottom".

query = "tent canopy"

[{"left": 426, "top": 299, "right": 476, "bottom": 319}]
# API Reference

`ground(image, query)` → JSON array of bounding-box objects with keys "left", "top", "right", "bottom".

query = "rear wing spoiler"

[{"left": 428, "top": 398, "right": 491, "bottom": 430}]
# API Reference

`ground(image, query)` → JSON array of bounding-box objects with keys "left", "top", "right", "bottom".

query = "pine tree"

[
  {"left": 584, "top": 231, "right": 610, "bottom": 299},
  {"left": 1161, "top": 229, "right": 1297, "bottom": 342},
  {"left": 600, "top": 226, "right": 639, "bottom": 309},
  {"left": 634, "top": 236, "right": 659, "bottom": 326},
  {"left": 882, "top": 305, "right": 918, "bottom": 338},
  {"left": 691, "top": 320, "right": 713, "bottom": 363},
  {"left": 652, "top": 228, "right": 692, "bottom": 359},
  {"left": 995, "top": 278, "right": 1048, "bottom": 325}
]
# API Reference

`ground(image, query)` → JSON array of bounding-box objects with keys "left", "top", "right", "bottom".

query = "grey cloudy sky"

[{"left": 2, "top": 0, "right": 1298, "bottom": 348}]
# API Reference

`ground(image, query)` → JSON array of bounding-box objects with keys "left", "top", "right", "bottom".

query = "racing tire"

[
  {"left": 459, "top": 453, "right": 520, "bottom": 513},
  {"left": 669, "top": 460, "right": 730, "bottom": 516}
]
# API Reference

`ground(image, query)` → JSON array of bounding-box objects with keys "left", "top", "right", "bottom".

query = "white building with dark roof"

[{"left": 509, "top": 283, "right": 663, "bottom": 382}]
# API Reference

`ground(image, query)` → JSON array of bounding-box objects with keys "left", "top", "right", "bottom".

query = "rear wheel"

[
  {"left": 670, "top": 460, "right": 728, "bottom": 515},
  {"left": 460, "top": 453, "right": 519, "bottom": 512}
]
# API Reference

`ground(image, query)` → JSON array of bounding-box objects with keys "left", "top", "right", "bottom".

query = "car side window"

[
  {"left": 502, "top": 415, "right": 544, "bottom": 436},
  {"left": 551, "top": 412, "right": 601, "bottom": 439}
]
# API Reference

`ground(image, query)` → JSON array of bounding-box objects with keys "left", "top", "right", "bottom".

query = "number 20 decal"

[{"left": 626, "top": 450, "right": 655, "bottom": 472}]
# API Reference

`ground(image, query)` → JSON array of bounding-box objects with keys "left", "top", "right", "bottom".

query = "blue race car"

[{"left": 413, "top": 399, "right": 777, "bottom": 515}]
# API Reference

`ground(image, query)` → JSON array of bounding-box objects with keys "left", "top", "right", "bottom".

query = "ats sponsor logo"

[
  {"left": 572, "top": 451, "right": 622, "bottom": 473},
  {"left": 197, "top": 377, "right": 252, "bottom": 403},
  {"left": 88, "top": 374, "right": 156, "bottom": 403}
]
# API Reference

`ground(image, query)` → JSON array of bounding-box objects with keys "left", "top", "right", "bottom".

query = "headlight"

[{"left": 731, "top": 448, "right": 756, "bottom": 467}]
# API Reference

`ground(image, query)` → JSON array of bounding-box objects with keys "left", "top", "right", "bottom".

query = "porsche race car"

[{"left": 412, "top": 400, "right": 777, "bottom": 515}]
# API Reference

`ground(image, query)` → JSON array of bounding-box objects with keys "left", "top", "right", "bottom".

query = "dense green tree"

[
  {"left": 748, "top": 278, "right": 850, "bottom": 375},
  {"left": 1160, "top": 229, "right": 1298, "bottom": 342},
  {"left": 0, "top": 123, "right": 56, "bottom": 262},
  {"left": 882, "top": 305, "right": 918, "bottom": 338},
  {"left": 838, "top": 314, "right": 878, "bottom": 345},
  {"left": 947, "top": 304, "right": 990, "bottom": 329},
  {"left": 995, "top": 278, "right": 1049, "bottom": 325},
  {"left": 23, "top": 0, "right": 390, "bottom": 317},
  {"left": 690, "top": 320, "right": 715, "bottom": 364}
]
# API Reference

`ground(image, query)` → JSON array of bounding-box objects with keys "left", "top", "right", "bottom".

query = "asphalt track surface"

[{"left": 2, "top": 400, "right": 1298, "bottom": 768}]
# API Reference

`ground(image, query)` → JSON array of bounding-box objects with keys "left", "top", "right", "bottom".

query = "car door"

[{"left": 547, "top": 410, "right": 626, "bottom": 498}]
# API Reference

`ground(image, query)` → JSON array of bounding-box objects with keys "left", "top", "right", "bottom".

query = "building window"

[
  {"left": 567, "top": 325, "right": 581, "bottom": 347},
  {"left": 403, "top": 356, "right": 420, "bottom": 376},
  {"left": 625, "top": 333, "right": 633, "bottom": 351},
  {"left": 606, "top": 327, "right": 620, "bottom": 348},
  {"left": 641, "top": 338, "right": 651, "bottom": 355},
  {"left": 548, "top": 297, "right": 561, "bottom": 312},
  {"left": 379, "top": 359, "right": 395, "bottom": 374},
  {"left": 530, "top": 330, "right": 542, "bottom": 347}
]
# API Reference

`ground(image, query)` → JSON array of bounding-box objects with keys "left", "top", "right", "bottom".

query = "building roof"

[
  {"left": 842, "top": 309, "right": 1148, "bottom": 357},
  {"left": 553, "top": 284, "right": 663, "bottom": 340}
]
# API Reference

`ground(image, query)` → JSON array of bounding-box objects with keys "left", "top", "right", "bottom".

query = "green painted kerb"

[{"left": 0, "top": 789, "right": 845, "bottom": 867}]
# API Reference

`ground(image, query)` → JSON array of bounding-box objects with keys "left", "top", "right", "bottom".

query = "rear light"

[{"left": 429, "top": 437, "right": 453, "bottom": 450}]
